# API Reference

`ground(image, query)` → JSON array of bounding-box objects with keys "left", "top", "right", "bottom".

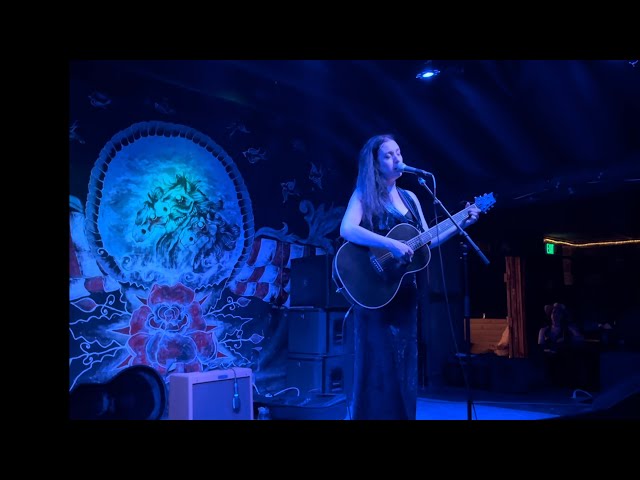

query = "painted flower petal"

[
  {"left": 72, "top": 297, "right": 98, "bottom": 312},
  {"left": 249, "top": 333, "right": 264, "bottom": 344}
]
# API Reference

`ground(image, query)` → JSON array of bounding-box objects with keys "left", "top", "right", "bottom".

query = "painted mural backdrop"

[
  {"left": 69, "top": 120, "right": 345, "bottom": 394},
  {"left": 85, "top": 122, "right": 253, "bottom": 300}
]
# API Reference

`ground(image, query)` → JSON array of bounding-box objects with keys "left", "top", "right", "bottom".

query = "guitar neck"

[{"left": 409, "top": 205, "right": 474, "bottom": 250}]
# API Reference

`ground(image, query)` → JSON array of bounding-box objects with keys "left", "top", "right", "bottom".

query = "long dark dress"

[{"left": 350, "top": 189, "right": 423, "bottom": 420}]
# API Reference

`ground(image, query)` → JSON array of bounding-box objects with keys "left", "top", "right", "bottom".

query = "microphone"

[
  {"left": 396, "top": 162, "right": 431, "bottom": 177},
  {"left": 231, "top": 368, "right": 241, "bottom": 413},
  {"left": 232, "top": 379, "right": 241, "bottom": 413}
]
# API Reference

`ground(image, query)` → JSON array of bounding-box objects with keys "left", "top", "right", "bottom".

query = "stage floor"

[{"left": 415, "top": 385, "right": 595, "bottom": 420}]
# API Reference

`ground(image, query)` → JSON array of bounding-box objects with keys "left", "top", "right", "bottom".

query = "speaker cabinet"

[
  {"left": 287, "top": 354, "right": 354, "bottom": 396},
  {"left": 290, "top": 254, "right": 350, "bottom": 309},
  {"left": 169, "top": 368, "right": 253, "bottom": 420},
  {"left": 288, "top": 308, "right": 353, "bottom": 356}
]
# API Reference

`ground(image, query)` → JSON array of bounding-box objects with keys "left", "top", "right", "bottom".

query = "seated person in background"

[
  {"left": 494, "top": 323, "right": 510, "bottom": 357},
  {"left": 538, "top": 302, "right": 584, "bottom": 353},
  {"left": 538, "top": 303, "right": 601, "bottom": 390}
]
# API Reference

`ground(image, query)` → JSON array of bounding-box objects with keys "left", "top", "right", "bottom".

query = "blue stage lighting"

[{"left": 416, "top": 68, "right": 441, "bottom": 80}]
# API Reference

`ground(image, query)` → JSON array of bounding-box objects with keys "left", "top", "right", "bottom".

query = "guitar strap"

[{"left": 397, "top": 188, "right": 424, "bottom": 233}]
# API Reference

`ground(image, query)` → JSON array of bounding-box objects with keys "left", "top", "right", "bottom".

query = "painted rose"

[{"left": 127, "top": 283, "right": 216, "bottom": 374}]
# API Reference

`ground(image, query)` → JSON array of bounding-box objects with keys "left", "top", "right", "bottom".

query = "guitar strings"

[{"left": 375, "top": 208, "right": 471, "bottom": 265}]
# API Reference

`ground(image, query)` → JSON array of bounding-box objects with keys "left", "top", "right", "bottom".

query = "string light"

[{"left": 544, "top": 238, "right": 640, "bottom": 248}]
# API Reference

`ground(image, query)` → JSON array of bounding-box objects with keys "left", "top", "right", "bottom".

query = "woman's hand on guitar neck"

[{"left": 462, "top": 202, "right": 481, "bottom": 227}]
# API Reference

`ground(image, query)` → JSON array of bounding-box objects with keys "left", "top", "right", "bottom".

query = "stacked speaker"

[{"left": 286, "top": 254, "right": 353, "bottom": 397}]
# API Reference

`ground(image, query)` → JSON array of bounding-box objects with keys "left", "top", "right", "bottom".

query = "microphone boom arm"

[{"left": 417, "top": 177, "right": 489, "bottom": 266}]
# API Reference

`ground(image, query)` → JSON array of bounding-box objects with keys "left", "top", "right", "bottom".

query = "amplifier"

[{"left": 169, "top": 368, "right": 253, "bottom": 420}]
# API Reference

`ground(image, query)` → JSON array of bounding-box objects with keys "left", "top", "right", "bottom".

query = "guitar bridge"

[{"left": 370, "top": 255, "right": 383, "bottom": 273}]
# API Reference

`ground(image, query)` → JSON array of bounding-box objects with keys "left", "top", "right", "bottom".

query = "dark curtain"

[{"left": 505, "top": 256, "right": 527, "bottom": 358}]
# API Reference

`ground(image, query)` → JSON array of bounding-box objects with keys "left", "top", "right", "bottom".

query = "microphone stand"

[{"left": 416, "top": 176, "right": 489, "bottom": 421}]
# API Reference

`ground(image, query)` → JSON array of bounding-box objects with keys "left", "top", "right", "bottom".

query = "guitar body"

[{"left": 332, "top": 223, "right": 432, "bottom": 309}]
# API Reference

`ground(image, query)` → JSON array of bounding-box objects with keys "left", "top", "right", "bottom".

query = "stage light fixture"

[
  {"left": 415, "top": 60, "right": 464, "bottom": 82},
  {"left": 416, "top": 68, "right": 440, "bottom": 80},
  {"left": 416, "top": 60, "right": 441, "bottom": 81}
]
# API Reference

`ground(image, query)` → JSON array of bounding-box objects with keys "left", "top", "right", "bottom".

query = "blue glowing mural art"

[
  {"left": 70, "top": 122, "right": 261, "bottom": 389},
  {"left": 85, "top": 121, "right": 254, "bottom": 296}
]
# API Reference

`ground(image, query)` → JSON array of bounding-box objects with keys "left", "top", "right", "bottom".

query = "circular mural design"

[{"left": 84, "top": 121, "right": 254, "bottom": 296}]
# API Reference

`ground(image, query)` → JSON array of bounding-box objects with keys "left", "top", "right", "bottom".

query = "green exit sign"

[{"left": 545, "top": 243, "right": 555, "bottom": 255}]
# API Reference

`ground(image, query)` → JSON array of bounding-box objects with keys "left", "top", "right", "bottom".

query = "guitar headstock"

[{"left": 474, "top": 192, "right": 496, "bottom": 213}]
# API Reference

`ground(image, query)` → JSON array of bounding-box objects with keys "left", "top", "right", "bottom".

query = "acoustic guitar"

[{"left": 332, "top": 193, "right": 496, "bottom": 309}]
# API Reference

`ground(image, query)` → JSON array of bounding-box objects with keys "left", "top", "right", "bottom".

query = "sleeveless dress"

[{"left": 350, "top": 188, "right": 424, "bottom": 420}]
